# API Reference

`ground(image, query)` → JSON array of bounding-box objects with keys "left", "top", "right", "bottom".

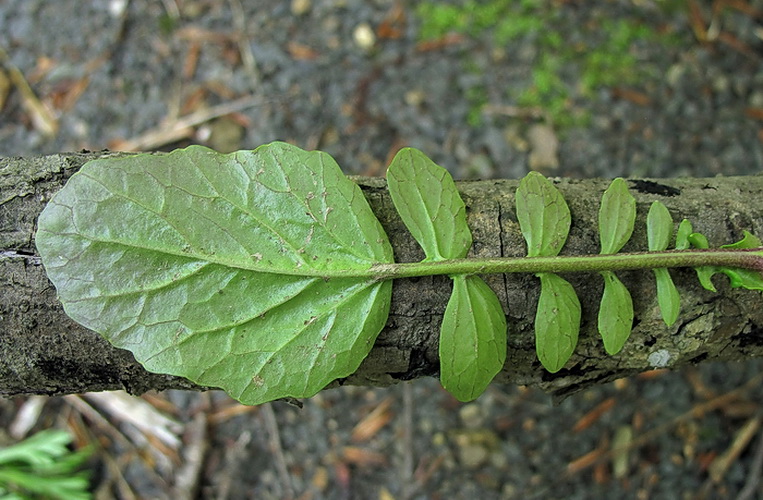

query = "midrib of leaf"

[
  {"left": 62, "top": 166, "right": 763, "bottom": 281},
  {"left": 414, "top": 168, "right": 448, "bottom": 259},
  {"left": 65, "top": 260, "right": 212, "bottom": 302},
  {"left": 80, "top": 165, "right": 376, "bottom": 273},
  {"left": 74, "top": 169, "right": 310, "bottom": 271},
  {"left": 169, "top": 278, "right": 376, "bottom": 339},
  {"left": 278, "top": 152, "right": 382, "bottom": 263},
  {"left": 91, "top": 146, "right": 387, "bottom": 269},
  {"left": 516, "top": 172, "right": 570, "bottom": 258}
]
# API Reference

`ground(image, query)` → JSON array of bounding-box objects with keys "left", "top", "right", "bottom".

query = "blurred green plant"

[
  {"left": 416, "top": 1, "right": 677, "bottom": 127},
  {"left": 0, "top": 430, "right": 91, "bottom": 500}
]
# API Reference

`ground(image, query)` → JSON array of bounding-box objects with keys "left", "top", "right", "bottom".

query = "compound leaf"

[
  {"left": 516, "top": 171, "right": 570, "bottom": 257},
  {"left": 35, "top": 142, "right": 394, "bottom": 405},
  {"left": 717, "top": 231, "right": 763, "bottom": 289},
  {"left": 535, "top": 272, "right": 581, "bottom": 372},
  {"left": 596, "top": 178, "right": 635, "bottom": 354},
  {"left": 598, "top": 271, "right": 634, "bottom": 354},
  {"left": 387, "top": 148, "right": 472, "bottom": 261},
  {"left": 440, "top": 275, "right": 507, "bottom": 402},
  {"left": 678, "top": 226, "right": 763, "bottom": 291},
  {"left": 646, "top": 201, "right": 679, "bottom": 324},
  {"left": 696, "top": 231, "right": 763, "bottom": 291},
  {"left": 599, "top": 178, "right": 636, "bottom": 255}
]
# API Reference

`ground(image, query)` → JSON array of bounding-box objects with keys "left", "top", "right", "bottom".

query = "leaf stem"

[{"left": 366, "top": 249, "right": 763, "bottom": 280}]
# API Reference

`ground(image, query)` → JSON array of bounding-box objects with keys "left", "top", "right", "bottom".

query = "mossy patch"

[{"left": 416, "top": 1, "right": 681, "bottom": 127}]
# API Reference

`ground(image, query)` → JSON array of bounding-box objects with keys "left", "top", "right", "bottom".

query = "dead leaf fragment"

[{"left": 0, "top": 46, "right": 58, "bottom": 137}]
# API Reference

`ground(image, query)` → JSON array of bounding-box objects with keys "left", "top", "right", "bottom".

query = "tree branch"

[{"left": 2, "top": 152, "right": 762, "bottom": 400}]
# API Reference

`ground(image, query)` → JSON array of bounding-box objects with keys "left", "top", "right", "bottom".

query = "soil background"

[{"left": 1, "top": 1, "right": 763, "bottom": 499}]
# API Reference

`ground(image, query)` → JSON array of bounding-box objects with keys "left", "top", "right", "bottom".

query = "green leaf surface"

[
  {"left": 653, "top": 268, "right": 680, "bottom": 326},
  {"left": 387, "top": 148, "right": 472, "bottom": 261},
  {"left": 647, "top": 201, "right": 679, "bottom": 324},
  {"left": 718, "top": 267, "right": 763, "bottom": 290},
  {"left": 704, "top": 231, "right": 763, "bottom": 290},
  {"left": 439, "top": 275, "right": 507, "bottom": 402},
  {"left": 598, "top": 178, "right": 636, "bottom": 254},
  {"left": 0, "top": 431, "right": 74, "bottom": 467},
  {"left": 0, "top": 430, "right": 90, "bottom": 500},
  {"left": 516, "top": 171, "right": 571, "bottom": 257},
  {"left": 695, "top": 269, "right": 718, "bottom": 292},
  {"left": 695, "top": 264, "right": 763, "bottom": 291},
  {"left": 598, "top": 271, "right": 634, "bottom": 355},
  {"left": 35, "top": 142, "right": 394, "bottom": 405},
  {"left": 682, "top": 229, "right": 763, "bottom": 291},
  {"left": 721, "top": 230, "right": 762, "bottom": 250},
  {"left": 682, "top": 229, "right": 718, "bottom": 290},
  {"left": 534, "top": 272, "right": 581, "bottom": 372},
  {"left": 675, "top": 219, "right": 693, "bottom": 250},
  {"left": 688, "top": 232, "right": 710, "bottom": 249},
  {"left": 596, "top": 179, "right": 634, "bottom": 354},
  {"left": 646, "top": 201, "right": 673, "bottom": 251}
]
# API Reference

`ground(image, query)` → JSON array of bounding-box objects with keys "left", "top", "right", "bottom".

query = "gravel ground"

[{"left": 2, "top": 1, "right": 763, "bottom": 498}]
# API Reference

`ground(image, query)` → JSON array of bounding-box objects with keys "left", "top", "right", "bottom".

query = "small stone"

[
  {"left": 711, "top": 73, "right": 729, "bottom": 94},
  {"left": 527, "top": 123, "right": 559, "bottom": 172},
  {"left": 432, "top": 432, "right": 446, "bottom": 447},
  {"left": 404, "top": 89, "right": 425, "bottom": 107},
  {"left": 459, "top": 403, "right": 484, "bottom": 429},
  {"left": 502, "top": 483, "right": 518, "bottom": 498},
  {"left": 109, "top": 0, "right": 128, "bottom": 17},
  {"left": 466, "top": 153, "right": 493, "bottom": 179},
  {"left": 353, "top": 23, "right": 376, "bottom": 51},
  {"left": 749, "top": 91, "right": 763, "bottom": 108},
  {"left": 504, "top": 124, "right": 529, "bottom": 152},
  {"left": 489, "top": 450, "right": 508, "bottom": 469},
  {"left": 205, "top": 117, "right": 244, "bottom": 153},
  {"left": 310, "top": 467, "right": 329, "bottom": 491},
  {"left": 458, "top": 443, "right": 489, "bottom": 469},
  {"left": 665, "top": 63, "right": 684, "bottom": 89},
  {"left": 291, "top": 0, "right": 311, "bottom": 15}
]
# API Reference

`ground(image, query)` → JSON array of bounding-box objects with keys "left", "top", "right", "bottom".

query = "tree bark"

[{"left": 2, "top": 152, "right": 763, "bottom": 401}]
